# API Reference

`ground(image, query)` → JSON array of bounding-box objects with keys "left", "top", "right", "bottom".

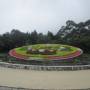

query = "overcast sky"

[{"left": 0, "top": 0, "right": 90, "bottom": 34}]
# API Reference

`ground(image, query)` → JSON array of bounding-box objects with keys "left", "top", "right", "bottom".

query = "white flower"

[{"left": 39, "top": 49, "right": 45, "bottom": 52}]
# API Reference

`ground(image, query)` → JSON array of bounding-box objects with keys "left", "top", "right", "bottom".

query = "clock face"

[{"left": 9, "top": 44, "right": 83, "bottom": 61}]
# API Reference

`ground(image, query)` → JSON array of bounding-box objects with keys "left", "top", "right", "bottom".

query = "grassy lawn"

[{"left": 15, "top": 44, "right": 79, "bottom": 57}]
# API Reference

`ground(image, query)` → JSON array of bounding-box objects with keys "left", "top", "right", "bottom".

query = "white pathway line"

[{"left": 0, "top": 67, "right": 90, "bottom": 89}]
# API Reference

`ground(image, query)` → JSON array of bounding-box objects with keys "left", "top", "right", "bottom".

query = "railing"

[{"left": 0, "top": 61, "right": 90, "bottom": 71}]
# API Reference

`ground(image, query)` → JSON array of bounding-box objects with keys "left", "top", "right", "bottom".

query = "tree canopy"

[{"left": 0, "top": 20, "right": 90, "bottom": 53}]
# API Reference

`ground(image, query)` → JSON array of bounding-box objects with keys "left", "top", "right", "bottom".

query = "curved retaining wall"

[{"left": 0, "top": 61, "right": 90, "bottom": 71}]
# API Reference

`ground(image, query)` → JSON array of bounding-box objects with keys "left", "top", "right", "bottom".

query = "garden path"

[{"left": 0, "top": 67, "right": 90, "bottom": 89}]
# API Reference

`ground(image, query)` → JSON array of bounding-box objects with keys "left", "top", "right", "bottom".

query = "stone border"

[
  {"left": 0, "top": 86, "right": 90, "bottom": 90},
  {"left": 0, "top": 61, "right": 90, "bottom": 71}
]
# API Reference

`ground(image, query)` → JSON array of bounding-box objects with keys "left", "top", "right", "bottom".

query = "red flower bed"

[{"left": 9, "top": 49, "right": 28, "bottom": 60}]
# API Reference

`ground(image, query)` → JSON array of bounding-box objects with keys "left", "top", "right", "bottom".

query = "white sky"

[{"left": 0, "top": 0, "right": 90, "bottom": 34}]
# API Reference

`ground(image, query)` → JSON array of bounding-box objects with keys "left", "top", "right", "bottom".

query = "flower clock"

[{"left": 9, "top": 44, "right": 83, "bottom": 61}]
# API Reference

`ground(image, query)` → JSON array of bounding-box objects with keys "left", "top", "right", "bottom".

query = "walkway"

[{"left": 0, "top": 67, "right": 90, "bottom": 89}]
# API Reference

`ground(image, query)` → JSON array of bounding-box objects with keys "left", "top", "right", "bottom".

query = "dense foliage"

[{"left": 0, "top": 19, "right": 90, "bottom": 53}]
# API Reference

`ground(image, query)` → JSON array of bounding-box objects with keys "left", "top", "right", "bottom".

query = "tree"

[
  {"left": 46, "top": 31, "right": 55, "bottom": 43},
  {"left": 10, "top": 29, "right": 27, "bottom": 47},
  {"left": 30, "top": 30, "right": 38, "bottom": 44}
]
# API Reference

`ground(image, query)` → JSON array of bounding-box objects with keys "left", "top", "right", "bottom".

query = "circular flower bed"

[{"left": 9, "top": 44, "right": 83, "bottom": 61}]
